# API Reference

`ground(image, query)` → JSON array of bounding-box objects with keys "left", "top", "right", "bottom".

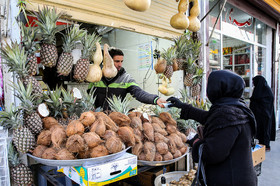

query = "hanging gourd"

[
  {"left": 170, "top": 0, "right": 189, "bottom": 30},
  {"left": 158, "top": 76, "right": 175, "bottom": 96},
  {"left": 124, "top": 0, "right": 151, "bottom": 12},
  {"left": 86, "top": 42, "right": 103, "bottom": 82},
  {"left": 102, "top": 44, "right": 118, "bottom": 78},
  {"left": 187, "top": 0, "right": 201, "bottom": 32}
]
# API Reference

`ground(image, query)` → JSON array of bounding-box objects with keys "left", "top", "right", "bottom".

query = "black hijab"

[
  {"left": 251, "top": 75, "right": 273, "bottom": 100},
  {"left": 207, "top": 70, "right": 256, "bottom": 136}
]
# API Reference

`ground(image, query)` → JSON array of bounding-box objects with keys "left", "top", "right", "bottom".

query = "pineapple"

[
  {"left": 173, "top": 33, "right": 190, "bottom": 70},
  {"left": 191, "top": 66, "right": 204, "bottom": 97},
  {"left": 0, "top": 41, "right": 43, "bottom": 96},
  {"left": 61, "top": 87, "right": 81, "bottom": 120},
  {"left": 107, "top": 94, "right": 133, "bottom": 115},
  {"left": 74, "top": 32, "right": 101, "bottom": 82},
  {"left": 0, "top": 105, "right": 35, "bottom": 153},
  {"left": 81, "top": 87, "right": 97, "bottom": 112},
  {"left": 57, "top": 25, "right": 86, "bottom": 76},
  {"left": 19, "top": 22, "right": 40, "bottom": 76},
  {"left": 35, "top": 6, "right": 62, "bottom": 67},
  {"left": 13, "top": 81, "right": 43, "bottom": 135},
  {"left": 162, "top": 47, "right": 176, "bottom": 80},
  {"left": 8, "top": 143, "right": 33, "bottom": 186}
]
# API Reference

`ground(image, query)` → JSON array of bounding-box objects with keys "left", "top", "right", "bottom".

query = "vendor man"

[{"left": 88, "top": 48, "right": 166, "bottom": 110}]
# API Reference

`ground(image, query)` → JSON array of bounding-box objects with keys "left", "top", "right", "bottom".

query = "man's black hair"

[{"left": 109, "top": 48, "right": 124, "bottom": 58}]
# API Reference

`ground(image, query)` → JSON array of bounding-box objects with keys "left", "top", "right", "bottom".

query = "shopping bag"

[{"left": 191, "top": 144, "right": 207, "bottom": 186}]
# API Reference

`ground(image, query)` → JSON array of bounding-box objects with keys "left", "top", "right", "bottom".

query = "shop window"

[
  {"left": 221, "top": 3, "right": 254, "bottom": 42},
  {"left": 255, "top": 19, "right": 267, "bottom": 45},
  {"left": 254, "top": 46, "right": 266, "bottom": 76},
  {"left": 209, "top": 0, "right": 221, "bottom": 30},
  {"left": 209, "top": 32, "right": 221, "bottom": 71}
]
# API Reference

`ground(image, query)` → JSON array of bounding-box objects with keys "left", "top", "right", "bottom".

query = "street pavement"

[{"left": 258, "top": 130, "right": 280, "bottom": 186}]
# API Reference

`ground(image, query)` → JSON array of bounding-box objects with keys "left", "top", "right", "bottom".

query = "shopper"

[
  {"left": 250, "top": 75, "right": 276, "bottom": 152},
  {"left": 167, "top": 70, "right": 257, "bottom": 186},
  {"left": 88, "top": 48, "right": 166, "bottom": 110}
]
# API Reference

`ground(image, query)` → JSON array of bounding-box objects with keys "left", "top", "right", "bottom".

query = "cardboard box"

[
  {"left": 252, "top": 144, "right": 265, "bottom": 166},
  {"left": 57, "top": 153, "right": 137, "bottom": 186},
  {"left": 138, "top": 165, "right": 172, "bottom": 186}
]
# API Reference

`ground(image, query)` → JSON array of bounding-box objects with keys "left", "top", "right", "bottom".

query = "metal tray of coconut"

[
  {"left": 137, "top": 151, "right": 189, "bottom": 166},
  {"left": 27, "top": 147, "right": 131, "bottom": 167}
]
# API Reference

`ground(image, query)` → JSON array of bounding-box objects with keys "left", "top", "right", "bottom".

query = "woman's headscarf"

[
  {"left": 251, "top": 75, "right": 273, "bottom": 100},
  {"left": 206, "top": 70, "right": 256, "bottom": 136}
]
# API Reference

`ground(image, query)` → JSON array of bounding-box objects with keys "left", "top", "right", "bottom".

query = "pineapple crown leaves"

[
  {"left": 161, "top": 46, "right": 176, "bottom": 65},
  {"left": 35, "top": 6, "right": 62, "bottom": 45},
  {"left": 185, "top": 57, "right": 196, "bottom": 74},
  {"left": 173, "top": 32, "right": 191, "bottom": 59},
  {"left": 19, "top": 21, "right": 40, "bottom": 54},
  {"left": 0, "top": 104, "right": 23, "bottom": 130},
  {"left": 81, "top": 33, "right": 101, "bottom": 59},
  {"left": 44, "top": 86, "right": 63, "bottom": 118},
  {"left": 179, "top": 88, "right": 189, "bottom": 103},
  {"left": 8, "top": 142, "right": 20, "bottom": 167},
  {"left": 61, "top": 87, "right": 83, "bottom": 116},
  {"left": 61, "top": 25, "right": 86, "bottom": 53},
  {"left": 107, "top": 94, "right": 133, "bottom": 115},
  {"left": 11, "top": 81, "right": 41, "bottom": 114},
  {"left": 0, "top": 41, "right": 29, "bottom": 78},
  {"left": 81, "top": 87, "right": 96, "bottom": 112},
  {"left": 192, "top": 66, "right": 204, "bottom": 85}
]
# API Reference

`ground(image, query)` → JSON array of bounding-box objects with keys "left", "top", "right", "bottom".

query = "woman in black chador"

[
  {"left": 167, "top": 70, "right": 257, "bottom": 186},
  {"left": 250, "top": 75, "right": 276, "bottom": 151}
]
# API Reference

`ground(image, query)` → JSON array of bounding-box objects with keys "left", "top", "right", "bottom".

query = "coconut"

[
  {"left": 79, "top": 111, "right": 96, "bottom": 127},
  {"left": 154, "top": 132, "right": 169, "bottom": 143},
  {"left": 152, "top": 123, "right": 168, "bottom": 136},
  {"left": 166, "top": 124, "right": 177, "bottom": 134},
  {"left": 49, "top": 124, "right": 64, "bottom": 132},
  {"left": 128, "top": 111, "right": 142, "bottom": 119},
  {"left": 82, "top": 132, "right": 103, "bottom": 148},
  {"left": 117, "top": 126, "right": 135, "bottom": 146},
  {"left": 105, "top": 137, "right": 123, "bottom": 153},
  {"left": 155, "top": 152, "right": 163, "bottom": 161},
  {"left": 90, "top": 144, "right": 109, "bottom": 158},
  {"left": 90, "top": 118, "right": 106, "bottom": 137},
  {"left": 42, "top": 117, "right": 59, "bottom": 129},
  {"left": 66, "top": 120, "right": 85, "bottom": 137},
  {"left": 159, "top": 112, "right": 177, "bottom": 126},
  {"left": 72, "top": 87, "right": 82, "bottom": 99},
  {"left": 143, "top": 122, "right": 154, "bottom": 141},
  {"left": 66, "top": 134, "right": 87, "bottom": 153},
  {"left": 51, "top": 127, "right": 67, "bottom": 149},
  {"left": 156, "top": 142, "right": 169, "bottom": 155},
  {"left": 140, "top": 113, "right": 152, "bottom": 123},
  {"left": 56, "top": 148, "right": 75, "bottom": 160},
  {"left": 144, "top": 141, "right": 156, "bottom": 161},
  {"left": 132, "top": 142, "right": 143, "bottom": 156},
  {"left": 180, "top": 146, "right": 188, "bottom": 155},
  {"left": 37, "top": 130, "right": 52, "bottom": 146},
  {"left": 37, "top": 103, "right": 50, "bottom": 118},
  {"left": 32, "top": 145, "right": 48, "bottom": 158},
  {"left": 138, "top": 152, "right": 146, "bottom": 160},
  {"left": 173, "top": 149, "right": 182, "bottom": 158},
  {"left": 42, "top": 147, "right": 57, "bottom": 159},
  {"left": 78, "top": 149, "right": 91, "bottom": 159},
  {"left": 151, "top": 117, "right": 166, "bottom": 129},
  {"left": 94, "top": 112, "right": 119, "bottom": 132},
  {"left": 167, "top": 136, "right": 177, "bottom": 154},
  {"left": 169, "top": 133, "right": 185, "bottom": 148},
  {"left": 163, "top": 152, "right": 173, "bottom": 161},
  {"left": 130, "top": 117, "right": 143, "bottom": 130},
  {"left": 103, "top": 130, "right": 117, "bottom": 140},
  {"left": 109, "top": 112, "right": 131, "bottom": 127},
  {"left": 176, "top": 131, "right": 187, "bottom": 143}
]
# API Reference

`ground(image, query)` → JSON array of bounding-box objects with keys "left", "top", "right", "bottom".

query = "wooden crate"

[{"left": 252, "top": 145, "right": 265, "bottom": 166}]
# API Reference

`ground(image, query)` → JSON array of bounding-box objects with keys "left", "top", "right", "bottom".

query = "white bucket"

[{"left": 154, "top": 171, "right": 188, "bottom": 186}]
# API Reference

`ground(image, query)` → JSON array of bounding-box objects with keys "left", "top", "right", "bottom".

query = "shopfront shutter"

[{"left": 27, "top": 0, "right": 184, "bottom": 39}]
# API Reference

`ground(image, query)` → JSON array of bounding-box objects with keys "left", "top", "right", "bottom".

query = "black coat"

[
  {"left": 250, "top": 75, "right": 276, "bottom": 147},
  {"left": 180, "top": 70, "right": 257, "bottom": 186}
]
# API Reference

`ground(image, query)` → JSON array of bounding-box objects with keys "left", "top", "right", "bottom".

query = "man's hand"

[{"left": 156, "top": 97, "right": 166, "bottom": 108}]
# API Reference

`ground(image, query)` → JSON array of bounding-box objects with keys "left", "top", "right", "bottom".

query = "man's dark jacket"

[{"left": 88, "top": 68, "right": 159, "bottom": 110}]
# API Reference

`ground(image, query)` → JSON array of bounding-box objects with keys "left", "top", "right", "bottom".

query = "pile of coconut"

[
  {"left": 32, "top": 110, "right": 188, "bottom": 161},
  {"left": 129, "top": 111, "right": 188, "bottom": 161}
]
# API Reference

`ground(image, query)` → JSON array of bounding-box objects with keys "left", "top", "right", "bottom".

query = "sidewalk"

[{"left": 258, "top": 130, "right": 280, "bottom": 186}]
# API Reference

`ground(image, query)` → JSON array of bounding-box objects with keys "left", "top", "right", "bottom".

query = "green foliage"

[
  {"left": 107, "top": 95, "right": 133, "bottom": 115},
  {"left": 81, "top": 87, "right": 96, "bottom": 112},
  {"left": 161, "top": 46, "right": 176, "bottom": 65},
  {"left": 61, "top": 25, "right": 86, "bottom": 53},
  {"left": 81, "top": 33, "right": 101, "bottom": 59},
  {"left": 0, "top": 104, "right": 22, "bottom": 130}
]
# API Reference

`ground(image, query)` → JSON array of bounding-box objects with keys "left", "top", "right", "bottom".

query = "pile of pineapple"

[{"left": 154, "top": 32, "right": 204, "bottom": 97}]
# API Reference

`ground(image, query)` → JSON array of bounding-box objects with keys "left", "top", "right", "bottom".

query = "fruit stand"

[{"left": 0, "top": 1, "right": 205, "bottom": 185}]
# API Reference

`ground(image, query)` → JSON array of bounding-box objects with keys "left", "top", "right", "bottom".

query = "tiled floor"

[{"left": 258, "top": 130, "right": 280, "bottom": 186}]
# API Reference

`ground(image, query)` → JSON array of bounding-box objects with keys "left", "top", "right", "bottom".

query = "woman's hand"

[
  {"left": 166, "top": 97, "right": 184, "bottom": 108},
  {"left": 156, "top": 97, "right": 167, "bottom": 108}
]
